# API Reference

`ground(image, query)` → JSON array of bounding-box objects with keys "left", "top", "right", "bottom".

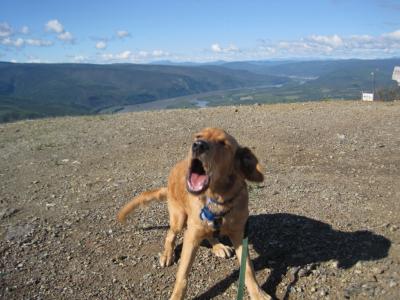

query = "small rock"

[
  {"left": 389, "top": 280, "right": 398, "bottom": 288},
  {"left": 291, "top": 286, "right": 303, "bottom": 293},
  {"left": 330, "top": 261, "right": 339, "bottom": 269},
  {"left": 337, "top": 134, "right": 346, "bottom": 141},
  {"left": 298, "top": 268, "right": 310, "bottom": 277},
  {"left": 319, "top": 289, "right": 328, "bottom": 296},
  {"left": 372, "top": 267, "right": 384, "bottom": 274}
]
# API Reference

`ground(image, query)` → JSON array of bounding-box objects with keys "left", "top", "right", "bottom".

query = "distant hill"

[
  {"left": 220, "top": 58, "right": 400, "bottom": 101},
  {"left": 1, "top": 58, "right": 399, "bottom": 123},
  {"left": 222, "top": 58, "right": 399, "bottom": 77},
  {"left": 0, "top": 62, "right": 289, "bottom": 123}
]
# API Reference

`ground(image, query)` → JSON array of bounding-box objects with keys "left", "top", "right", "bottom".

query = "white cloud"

[
  {"left": 101, "top": 50, "right": 132, "bottom": 61},
  {"left": 133, "top": 49, "right": 170, "bottom": 61},
  {"left": 349, "top": 34, "right": 374, "bottom": 42},
  {"left": 21, "top": 26, "right": 29, "bottom": 34},
  {"left": 116, "top": 30, "right": 130, "bottom": 38},
  {"left": 127, "top": 49, "right": 171, "bottom": 62},
  {"left": 251, "top": 29, "right": 400, "bottom": 59},
  {"left": 0, "top": 22, "right": 13, "bottom": 37},
  {"left": 0, "top": 21, "right": 55, "bottom": 49},
  {"left": 116, "top": 50, "right": 131, "bottom": 59},
  {"left": 308, "top": 34, "right": 343, "bottom": 47},
  {"left": 138, "top": 50, "right": 148, "bottom": 57},
  {"left": 25, "top": 39, "right": 53, "bottom": 47},
  {"left": 211, "top": 43, "right": 222, "bottom": 52},
  {"left": 45, "top": 19, "right": 74, "bottom": 43},
  {"left": 1, "top": 37, "right": 53, "bottom": 48},
  {"left": 211, "top": 43, "right": 239, "bottom": 53},
  {"left": 226, "top": 44, "right": 239, "bottom": 52},
  {"left": 101, "top": 53, "right": 113, "bottom": 61},
  {"left": 45, "top": 19, "right": 64, "bottom": 33},
  {"left": 72, "top": 55, "right": 88, "bottom": 63},
  {"left": 14, "top": 38, "right": 24, "bottom": 47},
  {"left": 100, "top": 49, "right": 171, "bottom": 63},
  {"left": 27, "top": 58, "right": 43, "bottom": 63},
  {"left": 57, "top": 31, "right": 74, "bottom": 42},
  {"left": 152, "top": 49, "right": 169, "bottom": 57},
  {"left": 96, "top": 41, "right": 107, "bottom": 49},
  {"left": 1, "top": 37, "right": 23, "bottom": 47},
  {"left": 383, "top": 29, "right": 400, "bottom": 40}
]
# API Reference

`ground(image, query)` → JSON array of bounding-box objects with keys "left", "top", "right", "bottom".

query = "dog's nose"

[{"left": 192, "top": 140, "right": 209, "bottom": 155}]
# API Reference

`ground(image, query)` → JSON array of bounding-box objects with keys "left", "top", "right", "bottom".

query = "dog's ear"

[{"left": 235, "top": 147, "right": 264, "bottom": 182}]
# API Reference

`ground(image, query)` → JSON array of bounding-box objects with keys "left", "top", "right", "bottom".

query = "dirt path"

[{"left": 1, "top": 100, "right": 399, "bottom": 299}]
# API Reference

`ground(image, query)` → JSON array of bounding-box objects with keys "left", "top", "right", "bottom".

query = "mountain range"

[{"left": 0, "top": 58, "right": 399, "bottom": 123}]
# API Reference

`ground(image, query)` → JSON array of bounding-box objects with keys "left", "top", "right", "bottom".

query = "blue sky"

[{"left": 1, "top": 0, "right": 400, "bottom": 63}]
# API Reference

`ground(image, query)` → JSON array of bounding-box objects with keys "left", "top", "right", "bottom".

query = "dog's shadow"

[{"left": 193, "top": 213, "right": 391, "bottom": 300}]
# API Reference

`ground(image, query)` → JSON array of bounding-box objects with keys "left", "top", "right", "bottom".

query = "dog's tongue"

[{"left": 190, "top": 173, "right": 207, "bottom": 190}]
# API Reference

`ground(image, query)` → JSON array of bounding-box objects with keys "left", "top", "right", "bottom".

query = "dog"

[{"left": 118, "top": 127, "right": 270, "bottom": 300}]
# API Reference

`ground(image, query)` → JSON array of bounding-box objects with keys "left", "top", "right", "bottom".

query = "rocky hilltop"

[{"left": 1, "top": 101, "right": 399, "bottom": 299}]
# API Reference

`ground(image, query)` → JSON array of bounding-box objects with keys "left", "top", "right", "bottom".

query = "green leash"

[{"left": 236, "top": 221, "right": 249, "bottom": 300}]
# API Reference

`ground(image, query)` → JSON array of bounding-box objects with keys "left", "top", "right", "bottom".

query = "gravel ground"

[{"left": 1, "top": 100, "right": 399, "bottom": 300}]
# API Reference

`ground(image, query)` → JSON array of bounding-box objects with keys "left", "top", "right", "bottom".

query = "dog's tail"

[{"left": 117, "top": 187, "right": 168, "bottom": 223}]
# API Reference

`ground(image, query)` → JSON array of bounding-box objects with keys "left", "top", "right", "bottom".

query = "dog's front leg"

[
  {"left": 229, "top": 230, "right": 271, "bottom": 300},
  {"left": 170, "top": 228, "right": 201, "bottom": 300}
]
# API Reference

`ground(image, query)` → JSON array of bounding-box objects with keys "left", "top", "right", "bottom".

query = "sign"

[
  {"left": 393, "top": 66, "right": 400, "bottom": 86},
  {"left": 362, "top": 93, "right": 374, "bottom": 101}
]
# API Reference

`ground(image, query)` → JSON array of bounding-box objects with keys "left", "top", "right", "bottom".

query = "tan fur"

[
  {"left": 118, "top": 187, "right": 167, "bottom": 223},
  {"left": 118, "top": 128, "right": 270, "bottom": 300}
]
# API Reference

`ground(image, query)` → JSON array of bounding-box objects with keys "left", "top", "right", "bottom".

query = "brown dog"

[{"left": 118, "top": 128, "right": 270, "bottom": 300}]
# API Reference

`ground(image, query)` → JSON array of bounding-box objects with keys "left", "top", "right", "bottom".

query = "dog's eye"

[{"left": 218, "top": 140, "right": 226, "bottom": 146}]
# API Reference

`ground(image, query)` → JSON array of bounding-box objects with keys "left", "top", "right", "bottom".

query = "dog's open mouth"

[{"left": 186, "top": 159, "right": 210, "bottom": 194}]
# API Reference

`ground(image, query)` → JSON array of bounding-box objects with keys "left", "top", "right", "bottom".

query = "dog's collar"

[
  {"left": 200, "top": 202, "right": 231, "bottom": 222},
  {"left": 200, "top": 187, "right": 243, "bottom": 236},
  {"left": 200, "top": 205, "right": 231, "bottom": 237},
  {"left": 199, "top": 187, "right": 244, "bottom": 232}
]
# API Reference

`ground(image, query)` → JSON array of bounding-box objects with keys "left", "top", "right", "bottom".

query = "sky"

[{"left": 1, "top": 0, "right": 400, "bottom": 64}]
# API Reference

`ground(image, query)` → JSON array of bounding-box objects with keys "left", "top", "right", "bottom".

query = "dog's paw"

[
  {"left": 250, "top": 289, "right": 272, "bottom": 300},
  {"left": 159, "top": 251, "right": 174, "bottom": 267},
  {"left": 211, "top": 243, "right": 234, "bottom": 258}
]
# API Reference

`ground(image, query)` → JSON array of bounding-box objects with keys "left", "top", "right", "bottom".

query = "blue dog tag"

[{"left": 200, "top": 206, "right": 215, "bottom": 222}]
